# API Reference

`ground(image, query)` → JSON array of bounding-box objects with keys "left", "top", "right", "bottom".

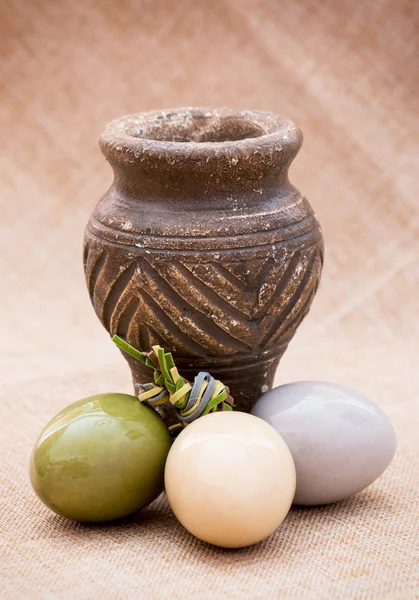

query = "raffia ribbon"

[{"left": 112, "top": 335, "right": 234, "bottom": 431}]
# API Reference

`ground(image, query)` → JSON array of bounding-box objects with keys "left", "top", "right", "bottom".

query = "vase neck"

[{"left": 99, "top": 108, "right": 302, "bottom": 205}]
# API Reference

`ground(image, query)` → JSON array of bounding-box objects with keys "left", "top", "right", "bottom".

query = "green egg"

[{"left": 30, "top": 393, "right": 172, "bottom": 522}]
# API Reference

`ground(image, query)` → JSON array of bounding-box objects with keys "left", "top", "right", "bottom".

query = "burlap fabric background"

[{"left": 1, "top": 1, "right": 418, "bottom": 598}]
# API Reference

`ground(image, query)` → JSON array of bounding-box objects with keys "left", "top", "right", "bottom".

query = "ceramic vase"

[{"left": 84, "top": 108, "right": 324, "bottom": 415}]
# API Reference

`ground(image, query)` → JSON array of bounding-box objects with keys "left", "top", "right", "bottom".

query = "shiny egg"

[
  {"left": 251, "top": 381, "right": 397, "bottom": 505},
  {"left": 30, "top": 393, "right": 172, "bottom": 522},
  {"left": 164, "top": 411, "right": 296, "bottom": 548}
]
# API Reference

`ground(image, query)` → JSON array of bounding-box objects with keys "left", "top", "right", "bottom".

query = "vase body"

[{"left": 84, "top": 108, "right": 324, "bottom": 416}]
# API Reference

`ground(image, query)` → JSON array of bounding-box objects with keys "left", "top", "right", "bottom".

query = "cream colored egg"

[{"left": 164, "top": 411, "right": 296, "bottom": 548}]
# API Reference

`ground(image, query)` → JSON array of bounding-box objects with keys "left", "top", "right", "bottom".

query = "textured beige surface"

[{"left": 1, "top": 0, "right": 418, "bottom": 598}]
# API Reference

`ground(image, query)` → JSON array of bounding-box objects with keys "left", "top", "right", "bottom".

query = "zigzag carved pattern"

[{"left": 84, "top": 239, "right": 322, "bottom": 358}]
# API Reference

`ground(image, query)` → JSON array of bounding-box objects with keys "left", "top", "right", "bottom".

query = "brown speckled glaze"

[{"left": 84, "top": 108, "right": 324, "bottom": 415}]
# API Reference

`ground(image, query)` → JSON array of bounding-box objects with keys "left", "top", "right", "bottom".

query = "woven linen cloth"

[{"left": 1, "top": 1, "right": 418, "bottom": 598}]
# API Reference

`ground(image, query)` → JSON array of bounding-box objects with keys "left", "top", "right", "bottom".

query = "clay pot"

[{"left": 84, "top": 108, "right": 323, "bottom": 415}]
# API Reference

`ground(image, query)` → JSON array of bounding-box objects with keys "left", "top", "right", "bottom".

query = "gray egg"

[{"left": 251, "top": 381, "right": 397, "bottom": 506}]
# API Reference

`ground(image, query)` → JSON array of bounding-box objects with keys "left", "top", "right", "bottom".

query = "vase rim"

[{"left": 99, "top": 107, "right": 302, "bottom": 167}]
